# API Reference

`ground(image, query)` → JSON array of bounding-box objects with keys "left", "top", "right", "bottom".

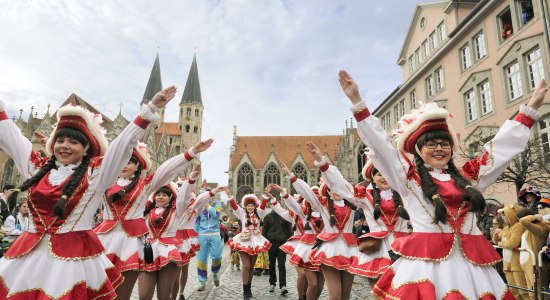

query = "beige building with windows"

[{"left": 228, "top": 0, "right": 550, "bottom": 206}]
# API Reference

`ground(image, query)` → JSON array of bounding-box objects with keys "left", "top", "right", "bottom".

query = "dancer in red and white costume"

[
  {"left": 94, "top": 140, "right": 212, "bottom": 299},
  {"left": 270, "top": 182, "right": 325, "bottom": 300},
  {"left": 138, "top": 181, "right": 226, "bottom": 300},
  {"left": 318, "top": 156, "right": 410, "bottom": 288},
  {"left": 226, "top": 190, "right": 271, "bottom": 299},
  {"left": 0, "top": 86, "right": 176, "bottom": 299},
  {"left": 337, "top": 70, "right": 549, "bottom": 299},
  {"left": 284, "top": 152, "right": 358, "bottom": 300}
]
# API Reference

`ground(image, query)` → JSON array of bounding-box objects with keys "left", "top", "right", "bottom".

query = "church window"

[
  {"left": 193, "top": 126, "right": 198, "bottom": 133},
  {"left": 264, "top": 163, "right": 281, "bottom": 198},
  {"left": 291, "top": 164, "right": 308, "bottom": 195},
  {"left": 237, "top": 164, "right": 254, "bottom": 187},
  {"left": 356, "top": 144, "right": 368, "bottom": 181},
  {"left": 195, "top": 109, "right": 199, "bottom": 117},
  {"left": 185, "top": 125, "right": 190, "bottom": 133},
  {"left": 186, "top": 108, "right": 191, "bottom": 116}
]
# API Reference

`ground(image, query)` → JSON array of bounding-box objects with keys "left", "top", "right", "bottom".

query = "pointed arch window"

[
  {"left": 2, "top": 158, "right": 15, "bottom": 187},
  {"left": 237, "top": 164, "right": 254, "bottom": 188},
  {"left": 186, "top": 108, "right": 191, "bottom": 116},
  {"left": 357, "top": 144, "right": 368, "bottom": 181},
  {"left": 195, "top": 109, "right": 199, "bottom": 117},
  {"left": 291, "top": 164, "right": 308, "bottom": 195},
  {"left": 193, "top": 126, "right": 198, "bottom": 134},
  {"left": 185, "top": 125, "right": 190, "bottom": 133},
  {"left": 264, "top": 163, "right": 281, "bottom": 198}
]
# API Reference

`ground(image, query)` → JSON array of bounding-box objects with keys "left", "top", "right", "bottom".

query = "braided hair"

[
  {"left": 143, "top": 186, "right": 174, "bottom": 224},
  {"left": 370, "top": 167, "right": 409, "bottom": 221},
  {"left": 415, "top": 130, "right": 486, "bottom": 224},
  {"left": 108, "top": 156, "right": 142, "bottom": 203},
  {"left": 8, "top": 127, "right": 92, "bottom": 217},
  {"left": 326, "top": 187, "right": 357, "bottom": 227}
]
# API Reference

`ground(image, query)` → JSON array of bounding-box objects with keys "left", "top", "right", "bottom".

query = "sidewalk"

[{"left": 188, "top": 245, "right": 373, "bottom": 299}]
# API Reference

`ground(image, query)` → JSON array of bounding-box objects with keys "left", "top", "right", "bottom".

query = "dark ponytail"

[
  {"left": 154, "top": 198, "right": 174, "bottom": 224},
  {"left": 246, "top": 208, "right": 260, "bottom": 226},
  {"left": 304, "top": 203, "right": 313, "bottom": 231},
  {"left": 371, "top": 182, "right": 382, "bottom": 220},
  {"left": 54, "top": 154, "right": 91, "bottom": 217},
  {"left": 108, "top": 157, "right": 142, "bottom": 203},
  {"left": 446, "top": 160, "right": 485, "bottom": 213},
  {"left": 415, "top": 157, "right": 447, "bottom": 224},
  {"left": 393, "top": 191, "right": 410, "bottom": 220}
]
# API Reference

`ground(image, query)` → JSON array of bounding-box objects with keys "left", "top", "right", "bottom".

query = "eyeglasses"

[{"left": 423, "top": 141, "right": 452, "bottom": 149}]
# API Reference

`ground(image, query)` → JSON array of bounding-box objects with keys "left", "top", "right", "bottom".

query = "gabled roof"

[
  {"left": 396, "top": 1, "right": 448, "bottom": 65},
  {"left": 141, "top": 53, "right": 163, "bottom": 105},
  {"left": 54, "top": 93, "right": 113, "bottom": 124},
  {"left": 230, "top": 135, "right": 342, "bottom": 170},
  {"left": 180, "top": 54, "right": 202, "bottom": 105}
]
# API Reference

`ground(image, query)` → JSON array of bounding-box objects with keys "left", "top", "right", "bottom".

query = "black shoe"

[
  {"left": 243, "top": 284, "right": 253, "bottom": 299},
  {"left": 178, "top": 295, "right": 185, "bottom": 300}
]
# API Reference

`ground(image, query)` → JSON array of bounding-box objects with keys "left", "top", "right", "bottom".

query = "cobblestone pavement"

[{"left": 131, "top": 245, "right": 373, "bottom": 299}]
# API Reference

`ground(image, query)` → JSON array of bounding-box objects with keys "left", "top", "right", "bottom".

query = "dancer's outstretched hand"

[
  {"left": 193, "top": 138, "right": 214, "bottom": 154},
  {"left": 527, "top": 79, "right": 549, "bottom": 110},
  {"left": 305, "top": 141, "right": 323, "bottom": 162},
  {"left": 152, "top": 86, "right": 177, "bottom": 109},
  {"left": 190, "top": 164, "right": 201, "bottom": 180},
  {"left": 279, "top": 161, "right": 292, "bottom": 176},
  {"left": 338, "top": 70, "right": 362, "bottom": 104}
]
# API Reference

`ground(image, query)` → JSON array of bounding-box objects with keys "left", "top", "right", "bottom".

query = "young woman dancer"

[
  {"left": 138, "top": 181, "right": 226, "bottom": 300},
  {"left": 271, "top": 181, "right": 326, "bottom": 300},
  {"left": 284, "top": 154, "right": 358, "bottom": 300},
  {"left": 226, "top": 190, "right": 271, "bottom": 299},
  {"left": 95, "top": 139, "right": 212, "bottom": 299},
  {"left": 338, "top": 69, "right": 548, "bottom": 298},
  {"left": 0, "top": 86, "right": 176, "bottom": 299},
  {"left": 316, "top": 155, "right": 410, "bottom": 288}
]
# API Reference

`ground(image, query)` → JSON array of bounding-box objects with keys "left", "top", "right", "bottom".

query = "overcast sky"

[{"left": 0, "top": 0, "right": 422, "bottom": 184}]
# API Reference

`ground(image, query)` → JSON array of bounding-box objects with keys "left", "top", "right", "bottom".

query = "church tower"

[
  {"left": 141, "top": 53, "right": 163, "bottom": 127},
  {"left": 178, "top": 54, "right": 203, "bottom": 153}
]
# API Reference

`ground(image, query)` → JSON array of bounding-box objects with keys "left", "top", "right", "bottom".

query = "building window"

[
  {"left": 193, "top": 126, "right": 198, "bottom": 133},
  {"left": 429, "top": 31, "right": 437, "bottom": 51},
  {"left": 465, "top": 89, "right": 477, "bottom": 122},
  {"left": 506, "top": 61, "right": 523, "bottom": 100},
  {"left": 291, "top": 164, "right": 308, "bottom": 194},
  {"left": 437, "top": 21, "right": 446, "bottom": 42},
  {"left": 499, "top": 8, "right": 514, "bottom": 41},
  {"left": 520, "top": 1, "right": 534, "bottom": 26},
  {"left": 408, "top": 55, "right": 414, "bottom": 73},
  {"left": 435, "top": 67, "right": 444, "bottom": 90},
  {"left": 415, "top": 48, "right": 421, "bottom": 66},
  {"left": 185, "top": 125, "right": 190, "bottom": 133},
  {"left": 460, "top": 44, "right": 472, "bottom": 71},
  {"left": 526, "top": 47, "right": 545, "bottom": 89},
  {"left": 394, "top": 105, "right": 400, "bottom": 123},
  {"left": 381, "top": 115, "right": 386, "bottom": 130},
  {"left": 426, "top": 75, "right": 434, "bottom": 98},
  {"left": 422, "top": 40, "right": 429, "bottom": 59},
  {"left": 357, "top": 144, "right": 368, "bottom": 181},
  {"left": 237, "top": 164, "right": 254, "bottom": 187},
  {"left": 399, "top": 100, "right": 405, "bottom": 118},
  {"left": 410, "top": 90, "right": 417, "bottom": 109},
  {"left": 479, "top": 80, "right": 493, "bottom": 115},
  {"left": 195, "top": 109, "right": 199, "bottom": 117},
  {"left": 539, "top": 116, "right": 550, "bottom": 164},
  {"left": 263, "top": 163, "right": 281, "bottom": 188},
  {"left": 474, "top": 32, "right": 487, "bottom": 60},
  {"left": 385, "top": 111, "right": 391, "bottom": 128},
  {"left": 186, "top": 108, "right": 191, "bottom": 116},
  {"left": 169, "top": 137, "right": 173, "bottom": 144}
]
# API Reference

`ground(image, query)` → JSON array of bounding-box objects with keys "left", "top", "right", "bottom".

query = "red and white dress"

[
  {"left": 94, "top": 150, "right": 195, "bottom": 272},
  {"left": 0, "top": 108, "right": 154, "bottom": 299},
  {"left": 320, "top": 164, "right": 409, "bottom": 278},
  {"left": 175, "top": 180, "right": 213, "bottom": 265},
  {"left": 227, "top": 197, "right": 271, "bottom": 255},
  {"left": 291, "top": 176, "right": 358, "bottom": 271},
  {"left": 351, "top": 101, "right": 539, "bottom": 299}
]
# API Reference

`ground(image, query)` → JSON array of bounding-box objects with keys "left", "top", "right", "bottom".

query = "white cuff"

[
  {"left": 519, "top": 104, "right": 542, "bottom": 121},
  {"left": 139, "top": 102, "right": 161, "bottom": 121},
  {"left": 350, "top": 101, "right": 367, "bottom": 113},
  {"left": 314, "top": 158, "right": 327, "bottom": 167},
  {"left": 280, "top": 189, "right": 288, "bottom": 198},
  {"left": 188, "top": 147, "right": 196, "bottom": 157},
  {"left": 285, "top": 173, "right": 295, "bottom": 180}
]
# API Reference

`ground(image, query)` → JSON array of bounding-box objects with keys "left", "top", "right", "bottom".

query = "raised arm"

[
  {"left": 271, "top": 183, "right": 306, "bottom": 221},
  {"left": 0, "top": 100, "right": 37, "bottom": 178},
  {"left": 147, "top": 139, "right": 213, "bottom": 193},
  {"left": 226, "top": 189, "right": 244, "bottom": 220},
  {"left": 466, "top": 80, "right": 548, "bottom": 192},
  {"left": 94, "top": 86, "right": 177, "bottom": 192},
  {"left": 339, "top": 70, "right": 411, "bottom": 195},
  {"left": 175, "top": 165, "right": 201, "bottom": 215},
  {"left": 192, "top": 187, "right": 227, "bottom": 215}
]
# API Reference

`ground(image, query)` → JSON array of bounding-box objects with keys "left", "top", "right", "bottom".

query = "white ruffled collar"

[
  {"left": 380, "top": 189, "right": 393, "bottom": 201},
  {"left": 424, "top": 164, "right": 451, "bottom": 181},
  {"left": 48, "top": 162, "right": 81, "bottom": 186},
  {"left": 117, "top": 176, "right": 134, "bottom": 187}
]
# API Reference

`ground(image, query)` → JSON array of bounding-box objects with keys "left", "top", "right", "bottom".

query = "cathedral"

[{"left": 0, "top": 53, "right": 205, "bottom": 187}]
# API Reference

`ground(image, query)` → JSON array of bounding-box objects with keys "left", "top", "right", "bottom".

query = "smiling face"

[
  {"left": 246, "top": 203, "right": 255, "bottom": 213},
  {"left": 155, "top": 191, "right": 172, "bottom": 208},
  {"left": 416, "top": 130, "right": 453, "bottom": 169},
  {"left": 120, "top": 158, "right": 139, "bottom": 179},
  {"left": 372, "top": 171, "right": 390, "bottom": 190},
  {"left": 52, "top": 128, "right": 89, "bottom": 165}
]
